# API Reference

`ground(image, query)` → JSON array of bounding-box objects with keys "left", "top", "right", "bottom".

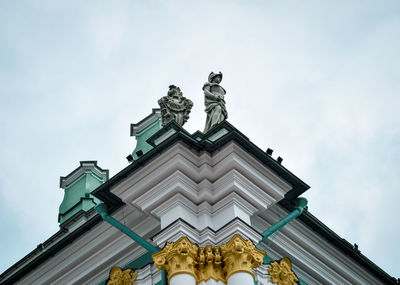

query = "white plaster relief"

[{"left": 152, "top": 218, "right": 262, "bottom": 247}]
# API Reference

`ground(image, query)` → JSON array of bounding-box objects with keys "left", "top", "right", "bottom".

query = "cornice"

[
  {"left": 254, "top": 206, "right": 388, "bottom": 284},
  {"left": 151, "top": 218, "right": 262, "bottom": 247}
]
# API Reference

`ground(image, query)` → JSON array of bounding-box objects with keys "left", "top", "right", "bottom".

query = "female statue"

[{"left": 203, "top": 72, "right": 227, "bottom": 133}]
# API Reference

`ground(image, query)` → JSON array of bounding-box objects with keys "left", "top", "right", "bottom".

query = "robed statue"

[
  {"left": 203, "top": 72, "right": 227, "bottom": 133},
  {"left": 158, "top": 85, "right": 193, "bottom": 127}
]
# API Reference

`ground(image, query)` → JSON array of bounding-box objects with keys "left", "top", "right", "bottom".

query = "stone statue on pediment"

[
  {"left": 158, "top": 85, "right": 193, "bottom": 127},
  {"left": 203, "top": 72, "right": 227, "bottom": 133}
]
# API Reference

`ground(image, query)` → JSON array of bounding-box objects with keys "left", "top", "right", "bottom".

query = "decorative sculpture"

[
  {"left": 106, "top": 266, "right": 137, "bottom": 285},
  {"left": 197, "top": 245, "right": 224, "bottom": 282},
  {"left": 221, "top": 234, "right": 265, "bottom": 281},
  {"left": 268, "top": 257, "right": 299, "bottom": 285},
  {"left": 158, "top": 85, "right": 193, "bottom": 127},
  {"left": 152, "top": 237, "right": 198, "bottom": 282},
  {"left": 203, "top": 71, "right": 227, "bottom": 133},
  {"left": 152, "top": 234, "right": 266, "bottom": 283}
]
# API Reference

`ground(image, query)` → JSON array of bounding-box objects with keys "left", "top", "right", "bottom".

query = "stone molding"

[
  {"left": 152, "top": 218, "right": 262, "bottom": 249},
  {"left": 152, "top": 234, "right": 265, "bottom": 283}
]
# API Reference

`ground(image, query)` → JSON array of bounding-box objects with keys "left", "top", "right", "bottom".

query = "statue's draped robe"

[{"left": 204, "top": 82, "right": 227, "bottom": 133}]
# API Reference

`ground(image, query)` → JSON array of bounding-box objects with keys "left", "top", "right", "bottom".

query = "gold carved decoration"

[
  {"left": 152, "top": 234, "right": 266, "bottom": 283},
  {"left": 197, "top": 245, "right": 224, "bottom": 282},
  {"left": 268, "top": 257, "right": 299, "bottom": 285},
  {"left": 152, "top": 236, "right": 198, "bottom": 282},
  {"left": 106, "top": 266, "right": 137, "bottom": 285},
  {"left": 221, "top": 234, "right": 265, "bottom": 280}
]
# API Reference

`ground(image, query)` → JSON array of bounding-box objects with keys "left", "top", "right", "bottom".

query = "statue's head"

[{"left": 208, "top": 72, "right": 223, "bottom": 84}]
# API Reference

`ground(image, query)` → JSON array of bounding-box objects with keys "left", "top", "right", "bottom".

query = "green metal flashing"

[
  {"left": 278, "top": 202, "right": 399, "bottom": 285},
  {"left": 94, "top": 203, "right": 167, "bottom": 285},
  {"left": 59, "top": 161, "right": 109, "bottom": 224},
  {"left": 95, "top": 203, "right": 160, "bottom": 254},
  {"left": 259, "top": 197, "right": 308, "bottom": 244},
  {"left": 130, "top": 108, "right": 162, "bottom": 160}
]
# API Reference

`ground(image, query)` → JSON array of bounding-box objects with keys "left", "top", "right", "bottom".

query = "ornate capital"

[
  {"left": 152, "top": 237, "right": 198, "bottom": 282},
  {"left": 106, "top": 267, "right": 137, "bottom": 285},
  {"left": 221, "top": 234, "right": 265, "bottom": 280},
  {"left": 268, "top": 257, "right": 299, "bottom": 285},
  {"left": 197, "top": 245, "right": 224, "bottom": 282}
]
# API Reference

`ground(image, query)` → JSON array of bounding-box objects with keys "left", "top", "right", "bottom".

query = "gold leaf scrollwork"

[
  {"left": 106, "top": 266, "right": 137, "bottom": 285},
  {"left": 197, "top": 245, "right": 224, "bottom": 282},
  {"left": 220, "top": 234, "right": 266, "bottom": 281},
  {"left": 152, "top": 234, "right": 266, "bottom": 283},
  {"left": 152, "top": 236, "right": 198, "bottom": 282},
  {"left": 268, "top": 257, "right": 299, "bottom": 285}
]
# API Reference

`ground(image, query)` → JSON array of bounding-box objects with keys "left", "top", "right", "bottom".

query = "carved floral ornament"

[
  {"left": 268, "top": 257, "right": 299, "bottom": 285},
  {"left": 106, "top": 266, "right": 137, "bottom": 285},
  {"left": 152, "top": 234, "right": 266, "bottom": 283}
]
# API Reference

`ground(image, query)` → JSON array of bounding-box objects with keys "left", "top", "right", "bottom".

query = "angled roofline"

[
  {"left": 130, "top": 108, "right": 161, "bottom": 136},
  {"left": 93, "top": 120, "right": 310, "bottom": 208},
  {"left": 59, "top": 160, "right": 109, "bottom": 188},
  {"left": 0, "top": 210, "right": 101, "bottom": 285},
  {"left": 2, "top": 121, "right": 397, "bottom": 285},
  {"left": 279, "top": 201, "right": 399, "bottom": 285}
]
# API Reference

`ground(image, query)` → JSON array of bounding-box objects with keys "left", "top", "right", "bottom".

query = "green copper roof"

[
  {"left": 130, "top": 108, "right": 162, "bottom": 160},
  {"left": 58, "top": 161, "right": 109, "bottom": 225}
]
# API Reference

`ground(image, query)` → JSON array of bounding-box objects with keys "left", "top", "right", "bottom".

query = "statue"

[
  {"left": 158, "top": 85, "right": 193, "bottom": 127},
  {"left": 203, "top": 72, "right": 227, "bottom": 133}
]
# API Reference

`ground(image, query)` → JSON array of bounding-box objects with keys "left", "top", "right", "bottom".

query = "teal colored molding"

[
  {"left": 131, "top": 109, "right": 162, "bottom": 160},
  {"left": 263, "top": 255, "right": 274, "bottom": 264},
  {"left": 259, "top": 197, "right": 308, "bottom": 244},
  {"left": 59, "top": 161, "right": 108, "bottom": 225},
  {"left": 95, "top": 203, "right": 160, "bottom": 253},
  {"left": 260, "top": 197, "right": 308, "bottom": 285},
  {"left": 95, "top": 203, "right": 167, "bottom": 285}
]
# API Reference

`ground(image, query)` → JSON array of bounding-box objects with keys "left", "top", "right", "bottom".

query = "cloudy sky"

[{"left": 1, "top": 0, "right": 399, "bottom": 279}]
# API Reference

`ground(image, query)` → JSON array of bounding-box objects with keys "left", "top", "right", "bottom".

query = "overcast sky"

[{"left": 1, "top": 0, "right": 399, "bottom": 279}]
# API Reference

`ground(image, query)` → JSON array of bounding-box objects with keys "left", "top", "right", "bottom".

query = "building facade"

[{"left": 0, "top": 109, "right": 397, "bottom": 285}]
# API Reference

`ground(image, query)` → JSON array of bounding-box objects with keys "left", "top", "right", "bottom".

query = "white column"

[
  {"left": 199, "top": 279, "right": 226, "bottom": 285},
  {"left": 227, "top": 272, "right": 254, "bottom": 285},
  {"left": 169, "top": 273, "right": 196, "bottom": 285}
]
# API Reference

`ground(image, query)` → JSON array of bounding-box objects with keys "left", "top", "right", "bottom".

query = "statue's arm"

[{"left": 203, "top": 85, "right": 220, "bottom": 100}]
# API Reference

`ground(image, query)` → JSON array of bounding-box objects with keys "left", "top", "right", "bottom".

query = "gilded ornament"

[
  {"left": 197, "top": 245, "right": 224, "bottom": 282},
  {"left": 152, "top": 237, "right": 198, "bottom": 282},
  {"left": 268, "top": 257, "right": 299, "bottom": 285},
  {"left": 152, "top": 234, "right": 265, "bottom": 283},
  {"left": 106, "top": 266, "right": 137, "bottom": 285},
  {"left": 221, "top": 234, "right": 266, "bottom": 280}
]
